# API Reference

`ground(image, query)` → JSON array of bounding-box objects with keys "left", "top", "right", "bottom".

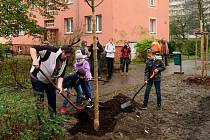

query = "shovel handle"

[
  {"left": 131, "top": 71, "right": 157, "bottom": 102},
  {"left": 131, "top": 82, "right": 147, "bottom": 102},
  {"left": 38, "top": 68, "right": 82, "bottom": 111}
]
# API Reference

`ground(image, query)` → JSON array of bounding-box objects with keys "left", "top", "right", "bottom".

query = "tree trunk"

[
  {"left": 195, "top": 35, "right": 198, "bottom": 75},
  {"left": 91, "top": 0, "right": 99, "bottom": 131},
  {"left": 205, "top": 34, "right": 208, "bottom": 77},
  {"left": 201, "top": 33, "right": 204, "bottom": 77}
]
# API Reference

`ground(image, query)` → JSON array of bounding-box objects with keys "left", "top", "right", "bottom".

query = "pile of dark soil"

[
  {"left": 183, "top": 77, "right": 210, "bottom": 86},
  {"left": 69, "top": 93, "right": 139, "bottom": 136}
]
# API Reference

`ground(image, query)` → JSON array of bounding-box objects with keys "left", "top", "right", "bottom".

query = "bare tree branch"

[
  {"left": 65, "top": 27, "right": 83, "bottom": 46},
  {"left": 84, "top": 0, "right": 92, "bottom": 8},
  {"left": 95, "top": 0, "right": 104, "bottom": 7}
]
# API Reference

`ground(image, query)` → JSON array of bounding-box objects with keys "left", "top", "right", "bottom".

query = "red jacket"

[{"left": 121, "top": 46, "right": 131, "bottom": 58}]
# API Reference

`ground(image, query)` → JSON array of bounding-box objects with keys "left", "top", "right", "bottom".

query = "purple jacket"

[{"left": 74, "top": 60, "right": 92, "bottom": 80}]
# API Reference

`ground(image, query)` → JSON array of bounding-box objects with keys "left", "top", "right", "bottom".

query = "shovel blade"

[{"left": 121, "top": 100, "right": 131, "bottom": 109}]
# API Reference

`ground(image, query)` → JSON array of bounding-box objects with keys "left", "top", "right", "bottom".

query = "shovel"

[
  {"left": 121, "top": 72, "right": 156, "bottom": 109},
  {"left": 38, "top": 68, "right": 83, "bottom": 111}
]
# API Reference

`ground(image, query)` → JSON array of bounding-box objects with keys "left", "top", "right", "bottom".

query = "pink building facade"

[{"left": 12, "top": 0, "right": 169, "bottom": 54}]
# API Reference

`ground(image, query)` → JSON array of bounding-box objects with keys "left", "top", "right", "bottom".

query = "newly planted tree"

[{"left": 85, "top": 0, "right": 104, "bottom": 131}]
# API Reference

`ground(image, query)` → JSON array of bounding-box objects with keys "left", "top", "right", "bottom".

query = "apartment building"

[
  {"left": 169, "top": 0, "right": 186, "bottom": 16},
  {"left": 170, "top": 0, "right": 210, "bottom": 24},
  {"left": 11, "top": 0, "right": 169, "bottom": 55}
]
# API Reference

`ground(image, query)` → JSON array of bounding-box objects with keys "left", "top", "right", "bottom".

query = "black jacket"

[
  {"left": 144, "top": 58, "right": 165, "bottom": 81},
  {"left": 89, "top": 41, "right": 104, "bottom": 60}
]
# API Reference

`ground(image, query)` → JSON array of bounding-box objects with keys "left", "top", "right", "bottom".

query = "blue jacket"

[
  {"left": 144, "top": 58, "right": 165, "bottom": 81},
  {"left": 63, "top": 72, "right": 81, "bottom": 88}
]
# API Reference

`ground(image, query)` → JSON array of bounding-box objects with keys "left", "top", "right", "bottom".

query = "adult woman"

[{"left": 121, "top": 42, "right": 131, "bottom": 76}]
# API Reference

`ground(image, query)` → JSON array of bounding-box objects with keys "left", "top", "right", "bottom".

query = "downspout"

[{"left": 76, "top": 0, "right": 80, "bottom": 26}]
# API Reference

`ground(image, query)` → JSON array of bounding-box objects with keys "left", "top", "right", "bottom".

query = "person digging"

[
  {"left": 140, "top": 48, "right": 165, "bottom": 110},
  {"left": 60, "top": 69, "right": 86, "bottom": 113}
]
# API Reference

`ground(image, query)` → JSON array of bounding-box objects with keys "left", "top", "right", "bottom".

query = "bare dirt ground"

[{"left": 57, "top": 63, "right": 210, "bottom": 140}]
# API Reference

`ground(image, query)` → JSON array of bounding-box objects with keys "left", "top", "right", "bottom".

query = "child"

[
  {"left": 141, "top": 49, "right": 165, "bottom": 110},
  {"left": 60, "top": 69, "right": 86, "bottom": 113},
  {"left": 74, "top": 50, "right": 93, "bottom": 108}
]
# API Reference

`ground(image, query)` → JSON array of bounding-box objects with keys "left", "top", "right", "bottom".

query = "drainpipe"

[{"left": 76, "top": 0, "right": 80, "bottom": 27}]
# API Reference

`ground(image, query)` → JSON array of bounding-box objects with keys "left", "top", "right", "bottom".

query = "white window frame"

[
  {"left": 149, "top": 0, "right": 156, "bottom": 7},
  {"left": 85, "top": 16, "right": 92, "bottom": 33},
  {"left": 45, "top": 20, "right": 55, "bottom": 28},
  {"left": 149, "top": 17, "right": 157, "bottom": 34},
  {"left": 96, "top": 15, "right": 102, "bottom": 33},
  {"left": 64, "top": 18, "right": 73, "bottom": 34},
  {"left": 64, "top": 0, "right": 73, "bottom": 4}
]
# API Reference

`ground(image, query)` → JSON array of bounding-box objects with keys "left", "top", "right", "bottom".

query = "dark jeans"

[
  {"left": 162, "top": 54, "right": 168, "bottom": 66},
  {"left": 106, "top": 57, "right": 114, "bottom": 77},
  {"left": 143, "top": 80, "right": 161, "bottom": 106},
  {"left": 31, "top": 78, "right": 56, "bottom": 114},
  {"left": 122, "top": 58, "right": 130, "bottom": 72},
  {"left": 80, "top": 80, "right": 93, "bottom": 100},
  {"left": 90, "top": 57, "right": 102, "bottom": 77},
  {"left": 62, "top": 85, "right": 83, "bottom": 106}
]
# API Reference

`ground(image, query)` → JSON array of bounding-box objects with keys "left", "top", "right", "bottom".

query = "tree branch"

[
  {"left": 84, "top": 0, "right": 92, "bottom": 8},
  {"left": 95, "top": 0, "right": 104, "bottom": 7}
]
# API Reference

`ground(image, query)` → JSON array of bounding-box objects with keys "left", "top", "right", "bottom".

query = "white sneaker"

[{"left": 86, "top": 98, "right": 94, "bottom": 108}]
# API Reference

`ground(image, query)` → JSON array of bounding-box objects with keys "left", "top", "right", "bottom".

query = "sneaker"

[
  {"left": 60, "top": 106, "right": 67, "bottom": 113},
  {"left": 86, "top": 98, "right": 94, "bottom": 108},
  {"left": 157, "top": 104, "right": 161, "bottom": 110},
  {"left": 140, "top": 104, "right": 147, "bottom": 110},
  {"left": 125, "top": 72, "right": 128, "bottom": 76},
  {"left": 86, "top": 102, "right": 94, "bottom": 108}
]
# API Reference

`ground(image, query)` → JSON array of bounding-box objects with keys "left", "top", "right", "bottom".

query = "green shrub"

[
  {"left": 169, "top": 39, "right": 201, "bottom": 57},
  {"left": 0, "top": 86, "right": 65, "bottom": 140},
  {"left": 135, "top": 38, "right": 152, "bottom": 62},
  {"left": 168, "top": 40, "right": 176, "bottom": 54},
  {"left": 0, "top": 57, "right": 31, "bottom": 87},
  {"left": 0, "top": 87, "right": 37, "bottom": 139},
  {"left": 0, "top": 44, "right": 11, "bottom": 58},
  {"left": 0, "top": 56, "right": 66, "bottom": 140},
  {"left": 182, "top": 40, "right": 196, "bottom": 56}
]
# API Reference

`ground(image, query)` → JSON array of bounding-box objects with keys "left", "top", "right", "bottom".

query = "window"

[
  {"left": 45, "top": 20, "right": 55, "bottom": 28},
  {"left": 64, "top": 18, "right": 73, "bottom": 33},
  {"left": 85, "top": 16, "right": 92, "bottom": 33},
  {"left": 46, "top": 2, "right": 56, "bottom": 15},
  {"left": 96, "top": 15, "right": 102, "bottom": 32},
  {"left": 64, "top": 0, "right": 73, "bottom": 4},
  {"left": 149, "top": 0, "right": 156, "bottom": 7},
  {"left": 149, "top": 18, "right": 157, "bottom": 34},
  {"left": 85, "top": 15, "right": 102, "bottom": 33}
]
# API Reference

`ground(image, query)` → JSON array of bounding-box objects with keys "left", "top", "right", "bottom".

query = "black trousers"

[
  {"left": 122, "top": 58, "right": 130, "bottom": 72},
  {"left": 106, "top": 57, "right": 114, "bottom": 77},
  {"left": 162, "top": 55, "right": 168, "bottom": 66}
]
